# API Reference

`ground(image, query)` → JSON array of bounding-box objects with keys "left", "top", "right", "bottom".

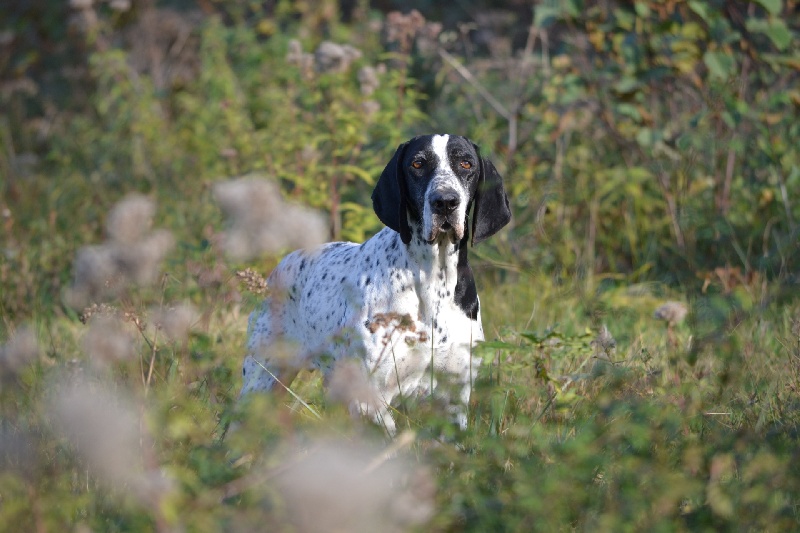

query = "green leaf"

[
  {"left": 703, "top": 50, "right": 736, "bottom": 79},
  {"left": 687, "top": 0, "right": 711, "bottom": 22},
  {"left": 755, "top": 0, "right": 782, "bottom": 15},
  {"left": 613, "top": 77, "right": 641, "bottom": 95},
  {"left": 634, "top": 1, "right": 650, "bottom": 18},
  {"left": 534, "top": 6, "right": 561, "bottom": 28},
  {"left": 521, "top": 329, "right": 562, "bottom": 344},
  {"left": 747, "top": 17, "right": 792, "bottom": 51},
  {"left": 479, "top": 340, "right": 520, "bottom": 350},
  {"left": 636, "top": 128, "right": 654, "bottom": 147},
  {"left": 764, "top": 18, "right": 792, "bottom": 50},
  {"left": 336, "top": 164, "right": 374, "bottom": 184}
]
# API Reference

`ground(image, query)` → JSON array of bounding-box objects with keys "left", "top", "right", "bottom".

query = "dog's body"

[{"left": 240, "top": 134, "right": 511, "bottom": 434}]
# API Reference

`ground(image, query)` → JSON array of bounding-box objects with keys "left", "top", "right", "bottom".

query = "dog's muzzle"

[{"left": 428, "top": 189, "right": 462, "bottom": 242}]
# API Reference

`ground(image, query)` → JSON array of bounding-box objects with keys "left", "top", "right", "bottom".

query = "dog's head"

[{"left": 372, "top": 134, "right": 511, "bottom": 245}]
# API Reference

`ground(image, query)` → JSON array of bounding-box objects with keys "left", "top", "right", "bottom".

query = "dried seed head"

[
  {"left": 66, "top": 197, "right": 173, "bottom": 308},
  {"left": 591, "top": 324, "right": 617, "bottom": 358},
  {"left": 68, "top": 244, "right": 123, "bottom": 305},
  {"left": 314, "top": 41, "right": 362, "bottom": 74},
  {"left": 80, "top": 303, "right": 119, "bottom": 324},
  {"left": 106, "top": 194, "right": 155, "bottom": 245},
  {"left": 69, "top": 0, "right": 93, "bottom": 10},
  {"left": 109, "top": 0, "right": 130, "bottom": 11},
  {"left": 214, "top": 176, "right": 327, "bottom": 260},
  {"left": 151, "top": 303, "right": 199, "bottom": 343},
  {"left": 83, "top": 315, "right": 137, "bottom": 366},
  {"left": 117, "top": 229, "right": 175, "bottom": 286},
  {"left": 358, "top": 65, "right": 380, "bottom": 96},
  {"left": 275, "top": 438, "right": 434, "bottom": 533},
  {"left": 236, "top": 268, "right": 269, "bottom": 295},
  {"left": 0, "top": 426, "right": 38, "bottom": 479},
  {"left": 654, "top": 301, "right": 688, "bottom": 326},
  {"left": 327, "top": 359, "right": 379, "bottom": 408},
  {"left": 49, "top": 379, "right": 172, "bottom": 504},
  {"left": 0, "top": 326, "right": 39, "bottom": 378}
]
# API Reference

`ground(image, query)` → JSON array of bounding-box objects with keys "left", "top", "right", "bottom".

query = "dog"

[{"left": 240, "top": 134, "right": 511, "bottom": 434}]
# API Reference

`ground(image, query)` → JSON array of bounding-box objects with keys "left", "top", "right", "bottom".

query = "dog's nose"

[{"left": 431, "top": 190, "right": 460, "bottom": 215}]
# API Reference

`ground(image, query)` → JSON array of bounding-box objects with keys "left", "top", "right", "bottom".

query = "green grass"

[{"left": 3, "top": 250, "right": 799, "bottom": 531}]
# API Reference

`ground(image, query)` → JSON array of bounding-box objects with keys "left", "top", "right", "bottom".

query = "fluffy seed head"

[
  {"left": 49, "top": 379, "right": 172, "bottom": 504},
  {"left": 214, "top": 176, "right": 327, "bottom": 260},
  {"left": 591, "top": 324, "right": 617, "bottom": 358},
  {"left": 654, "top": 301, "right": 688, "bottom": 326},
  {"left": 150, "top": 303, "right": 199, "bottom": 343},
  {"left": 275, "top": 438, "right": 434, "bottom": 533},
  {"left": 83, "top": 315, "right": 137, "bottom": 366},
  {"left": 327, "top": 359, "right": 380, "bottom": 409},
  {"left": 106, "top": 194, "right": 155, "bottom": 245},
  {"left": 0, "top": 326, "right": 39, "bottom": 378},
  {"left": 66, "top": 197, "right": 174, "bottom": 308},
  {"left": 314, "top": 41, "right": 362, "bottom": 74}
]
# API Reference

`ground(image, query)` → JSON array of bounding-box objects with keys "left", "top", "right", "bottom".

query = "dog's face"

[
  {"left": 372, "top": 134, "right": 512, "bottom": 246},
  {"left": 402, "top": 134, "right": 478, "bottom": 243}
]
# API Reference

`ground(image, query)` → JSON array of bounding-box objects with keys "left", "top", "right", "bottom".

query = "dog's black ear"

[
  {"left": 471, "top": 155, "right": 512, "bottom": 245},
  {"left": 372, "top": 142, "right": 412, "bottom": 244}
]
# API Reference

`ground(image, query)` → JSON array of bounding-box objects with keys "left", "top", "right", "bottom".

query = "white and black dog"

[{"left": 240, "top": 134, "right": 511, "bottom": 434}]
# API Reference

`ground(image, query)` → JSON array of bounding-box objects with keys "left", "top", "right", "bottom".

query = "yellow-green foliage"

[{"left": 2, "top": 1, "right": 800, "bottom": 531}]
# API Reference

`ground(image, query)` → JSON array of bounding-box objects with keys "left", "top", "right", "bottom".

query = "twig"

[
  {"left": 438, "top": 47, "right": 511, "bottom": 121},
  {"left": 656, "top": 171, "right": 686, "bottom": 251},
  {"left": 144, "top": 327, "right": 159, "bottom": 397},
  {"left": 253, "top": 359, "right": 322, "bottom": 420},
  {"left": 720, "top": 49, "right": 751, "bottom": 215},
  {"left": 363, "top": 430, "right": 416, "bottom": 473}
]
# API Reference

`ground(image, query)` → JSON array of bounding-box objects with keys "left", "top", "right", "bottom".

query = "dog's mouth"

[{"left": 427, "top": 217, "right": 462, "bottom": 244}]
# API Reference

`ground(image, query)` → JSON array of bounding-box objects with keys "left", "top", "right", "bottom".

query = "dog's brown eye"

[
  {"left": 411, "top": 160, "right": 423, "bottom": 169},
  {"left": 460, "top": 161, "right": 472, "bottom": 169}
]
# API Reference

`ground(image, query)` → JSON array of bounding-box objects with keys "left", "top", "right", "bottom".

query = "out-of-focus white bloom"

[
  {"left": 275, "top": 438, "right": 435, "bottom": 533},
  {"left": 0, "top": 326, "right": 39, "bottom": 378},
  {"left": 214, "top": 176, "right": 327, "bottom": 260},
  {"left": 49, "top": 379, "right": 173, "bottom": 504},
  {"left": 66, "top": 195, "right": 174, "bottom": 308},
  {"left": 83, "top": 315, "right": 137, "bottom": 366},
  {"left": 358, "top": 65, "right": 380, "bottom": 96},
  {"left": 314, "top": 41, "right": 362, "bottom": 74},
  {"left": 591, "top": 324, "right": 617, "bottom": 358},
  {"left": 150, "top": 303, "right": 199, "bottom": 343},
  {"left": 654, "top": 301, "right": 688, "bottom": 327},
  {"left": 69, "top": 0, "right": 93, "bottom": 10},
  {"left": 106, "top": 194, "right": 155, "bottom": 245},
  {"left": 327, "top": 359, "right": 380, "bottom": 410},
  {"left": 109, "top": 0, "right": 131, "bottom": 11}
]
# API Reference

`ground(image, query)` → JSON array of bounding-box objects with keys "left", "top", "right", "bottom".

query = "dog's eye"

[
  {"left": 411, "top": 160, "right": 424, "bottom": 169},
  {"left": 460, "top": 161, "right": 473, "bottom": 169}
]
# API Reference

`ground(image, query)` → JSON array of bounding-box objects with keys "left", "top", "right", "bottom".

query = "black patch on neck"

[{"left": 454, "top": 225, "right": 479, "bottom": 320}]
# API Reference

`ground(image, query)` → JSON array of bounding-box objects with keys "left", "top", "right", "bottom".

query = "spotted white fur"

[{"left": 240, "top": 134, "right": 511, "bottom": 435}]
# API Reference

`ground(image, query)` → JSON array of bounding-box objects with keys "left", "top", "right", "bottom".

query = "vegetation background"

[{"left": 2, "top": 0, "right": 800, "bottom": 530}]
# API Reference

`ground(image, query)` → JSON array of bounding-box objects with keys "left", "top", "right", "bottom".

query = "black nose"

[{"left": 431, "top": 190, "right": 460, "bottom": 215}]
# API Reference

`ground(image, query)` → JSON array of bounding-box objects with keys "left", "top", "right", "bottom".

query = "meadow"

[{"left": 2, "top": 1, "right": 800, "bottom": 531}]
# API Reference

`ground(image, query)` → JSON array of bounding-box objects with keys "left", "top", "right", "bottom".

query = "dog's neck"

[{"left": 403, "top": 221, "right": 476, "bottom": 323}]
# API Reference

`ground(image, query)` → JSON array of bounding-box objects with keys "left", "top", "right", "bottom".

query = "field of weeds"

[{"left": 2, "top": 2, "right": 800, "bottom": 531}]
